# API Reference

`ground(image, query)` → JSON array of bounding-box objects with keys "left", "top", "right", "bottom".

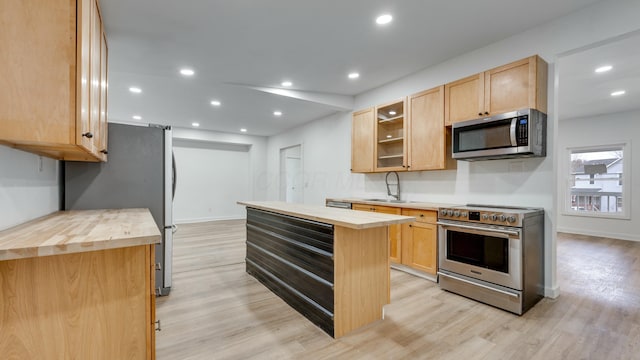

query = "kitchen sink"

[{"left": 361, "top": 198, "right": 408, "bottom": 203}]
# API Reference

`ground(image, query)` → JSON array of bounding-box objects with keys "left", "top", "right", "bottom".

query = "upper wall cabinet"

[
  {"left": 444, "top": 55, "right": 548, "bottom": 126},
  {"left": 351, "top": 108, "right": 375, "bottom": 173},
  {"left": 0, "top": 0, "right": 109, "bottom": 162},
  {"left": 374, "top": 99, "right": 407, "bottom": 172},
  {"left": 408, "top": 86, "right": 455, "bottom": 171}
]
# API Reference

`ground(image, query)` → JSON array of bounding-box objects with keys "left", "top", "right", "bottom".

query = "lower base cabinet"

[
  {"left": 401, "top": 209, "right": 438, "bottom": 275},
  {"left": 0, "top": 245, "right": 156, "bottom": 359},
  {"left": 401, "top": 220, "right": 437, "bottom": 275},
  {"left": 352, "top": 204, "right": 402, "bottom": 263},
  {"left": 352, "top": 204, "right": 438, "bottom": 275}
]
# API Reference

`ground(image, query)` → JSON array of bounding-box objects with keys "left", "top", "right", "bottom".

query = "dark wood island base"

[{"left": 239, "top": 201, "right": 414, "bottom": 338}]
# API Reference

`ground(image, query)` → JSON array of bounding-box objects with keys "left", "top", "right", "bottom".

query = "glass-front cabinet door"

[{"left": 374, "top": 99, "right": 407, "bottom": 172}]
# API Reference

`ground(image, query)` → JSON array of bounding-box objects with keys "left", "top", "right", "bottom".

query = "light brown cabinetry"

[
  {"left": 352, "top": 203, "right": 438, "bottom": 274},
  {"left": 351, "top": 108, "right": 375, "bottom": 172},
  {"left": 352, "top": 204, "right": 402, "bottom": 263},
  {"left": 374, "top": 99, "right": 407, "bottom": 172},
  {"left": 408, "top": 86, "right": 455, "bottom": 171},
  {"left": 0, "top": 209, "right": 159, "bottom": 359},
  {"left": 0, "top": 0, "right": 109, "bottom": 162},
  {"left": 401, "top": 209, "right": 438, "bottom": 275},
  {"left": 444, "top": 55, "right": 548, "bottom": 126},
  {"left": 0, "top": 245, "right": 156, "bottom": 359}
]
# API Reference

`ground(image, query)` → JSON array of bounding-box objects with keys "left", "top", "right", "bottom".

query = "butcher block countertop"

[
  {"left": 238, "top": 201, "right": 415, "bottom": 229},
  {"left": 0, "top": 208, "right": 161, "bottom": 261}
]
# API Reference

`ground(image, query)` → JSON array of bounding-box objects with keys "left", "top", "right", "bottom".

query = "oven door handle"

[
  {"left": 438, "top": 272, "right": 520, "bottom": 298},
  {"left": 437, "top": 222, "right": 521, "bottom": 236}
]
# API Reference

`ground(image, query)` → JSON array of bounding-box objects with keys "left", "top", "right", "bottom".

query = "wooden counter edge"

[
  {"left": 0, "top": 234, "right": 161, "bottom": 262},
  {"left": 238, "top": 201, "right": 415, "bottom": 229}
]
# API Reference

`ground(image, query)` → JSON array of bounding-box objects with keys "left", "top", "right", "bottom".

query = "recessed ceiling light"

[
  {"left": 348, "top": 72, "right": 360, "bottom": 79},
  {"left": 595, "top": 65, "right": 613, "bottom": 73},
  {"left": 210, "top": 100, "right": 221, "bottom": 106},
  {"left": 129, "top": 87, "right": 142, "bottom": 93},
  {"left": 611, "top": 90, "right": 626, "bottom": 97},
  {"left": 132, "top": 115, "right": 142, "bottom": 120},
  {"left": 191, "top": 122, "right": 200, "bottom": 127},
  {"left": 273, "top": 111, "right": 282, "bottom": 116},
  {"left": 386, "top": 135, "right": 392, "bottom": 138},
  {"left": 180, "top": 68, "right": 195, "bottom": 76},
  {"left": 240, "top": 128, "right": 247, "bottom": 133},
  {"left": 281, "top": 81, "right": 293, "bottom": 87},
  {"left": 389, "top": 110, "right": 396, "bottom": 116},
  {"left": 376, "top": 14, "right": 393, "bottom": 25}
]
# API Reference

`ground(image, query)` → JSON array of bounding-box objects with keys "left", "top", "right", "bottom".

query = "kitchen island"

[
  {"left": 237, "top": 201, "right": 414, "bottom": 338},
  {"left": 0, "top": 208, "right": 161, "bottom": 359}
]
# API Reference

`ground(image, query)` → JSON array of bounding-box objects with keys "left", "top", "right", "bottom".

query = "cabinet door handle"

[
  {"left": 419, "top": 214, "right": 424, "bottom": 217},
  {"left": 82, "top": 132, "right": 93, "bottom": 138},
  {"left": 478, "top": 112, "right": 483, "bottom": 116},
  {"left": 484, "top": 111, "right": 489, "bottom": 115},
  {"left": 155, "top": 320, "right": 162, "bottom": 331},
  {"left": 100, "top": 149, "right": 108, "bottom": 154},
  {"left": 409, "top": 224, "right": 412, "bottom": 227}
]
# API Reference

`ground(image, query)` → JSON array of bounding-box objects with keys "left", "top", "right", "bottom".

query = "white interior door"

[{"left": 280, "top": 145, "right": 303, "bottom": 203}]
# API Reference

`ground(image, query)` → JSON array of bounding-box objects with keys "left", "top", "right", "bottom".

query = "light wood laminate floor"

[{"left": 156, "top": 221, "right": 640, "bottom": 359}]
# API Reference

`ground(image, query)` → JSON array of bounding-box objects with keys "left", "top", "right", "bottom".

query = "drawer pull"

[
  {"left": 82, "top": 132, "right": 93, "bottom": 138},
  {"left": 155, "top": 320, "right": 162, "bottom": 331}
]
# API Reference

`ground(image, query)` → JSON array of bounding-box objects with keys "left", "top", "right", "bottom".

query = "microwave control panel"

[{"left": 516, "top": 116, "right": 529, "bottom": 146}]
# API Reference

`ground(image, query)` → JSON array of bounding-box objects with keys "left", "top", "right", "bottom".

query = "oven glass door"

[
  {"left": 439, "top": 222, "right": 522, "bottom": 290},
  {"left": 453, "top": 118, "right": 515, "bottom": 153},
  {"left": 447, "top": 230, "right": 508, "bottom": 273}
]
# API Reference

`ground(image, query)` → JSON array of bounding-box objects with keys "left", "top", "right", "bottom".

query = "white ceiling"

[
  {"left": 102, "top": 0, "right": 602, "bottom": 136},
  {"left": 558, "top": 32, "right": 640, "bottom": 121}
]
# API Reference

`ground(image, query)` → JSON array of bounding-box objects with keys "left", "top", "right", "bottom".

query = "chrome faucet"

[{"left": 385, "top": 171, "right": 400, "bottom": 201}]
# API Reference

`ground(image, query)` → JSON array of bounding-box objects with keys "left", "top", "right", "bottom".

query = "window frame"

[{"left": 562, "top": 142, "right": 631, "bottom": 219}]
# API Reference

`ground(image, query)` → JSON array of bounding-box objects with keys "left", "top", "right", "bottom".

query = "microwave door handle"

[{"left": 510, "top": 118, "right": 517, "bottom": 146}]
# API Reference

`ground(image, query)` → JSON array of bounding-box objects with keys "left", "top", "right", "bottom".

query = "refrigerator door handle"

[{"left": 172, "top": 152, "right": 177, "bottom": 200}]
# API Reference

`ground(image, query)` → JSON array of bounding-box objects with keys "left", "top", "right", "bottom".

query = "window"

[{"left": 565, "top": 143, "right": 630, "bottom": 218}]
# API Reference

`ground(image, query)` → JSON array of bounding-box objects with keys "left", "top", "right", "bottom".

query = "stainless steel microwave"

[{"left": 451, "top": 108, "right": 546, "bottom": 161}]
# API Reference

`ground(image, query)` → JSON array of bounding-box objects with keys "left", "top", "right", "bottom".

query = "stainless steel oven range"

[{"left": 437, "top": 205, "right": 544, "bottom": 315}]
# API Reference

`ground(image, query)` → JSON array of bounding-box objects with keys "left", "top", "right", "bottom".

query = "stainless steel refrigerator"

[{"left": 64, "top": 123, "right": 175, "bottom": 296}]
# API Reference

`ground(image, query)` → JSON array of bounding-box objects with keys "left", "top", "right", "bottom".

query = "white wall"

[
  {"left": 172, "top": 127, "right": 268, "bottom": 202},
  {"left": 173, "top": 139, "right": 250, "bottom": 223},
  {"left": 267, "top": 112, "right": 360, "bottom": 205},
  {"left": 0, "top": 146, "right": 59, "bottom": 230},
  {"left": 557, "top": 110, "right": 640, "bottom": 241},
  {"left": 263, "top": 0, "right": 640, "bottom": 297}
]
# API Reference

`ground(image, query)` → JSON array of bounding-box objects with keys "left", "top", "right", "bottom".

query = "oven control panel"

[{"left": 438, "top": 207, "right": 520, "bottom": 226}]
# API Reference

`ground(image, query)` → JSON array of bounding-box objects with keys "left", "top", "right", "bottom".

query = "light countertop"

[
  {"left": 0, "top": 208, "right": 161, "bottom": 261},
  {"left": 238, "top": 201, "right": 415, "bottom": 229},
  {"left": 326, "top": 198, "right": 458, "bottom": 211}
]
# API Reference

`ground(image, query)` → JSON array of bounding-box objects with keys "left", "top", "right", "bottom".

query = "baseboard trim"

[
  {"left": 390, "top": 263, "right": 437, "bottom": 283},
  {"left": 544, "top": 285, "right": 560, "bottom": 299},
  {"left": 175, "top": 215, "right": 244, "bottom": 224},
  {"left": 557, "top": 226, "right": 640, "bottom": 242}
]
